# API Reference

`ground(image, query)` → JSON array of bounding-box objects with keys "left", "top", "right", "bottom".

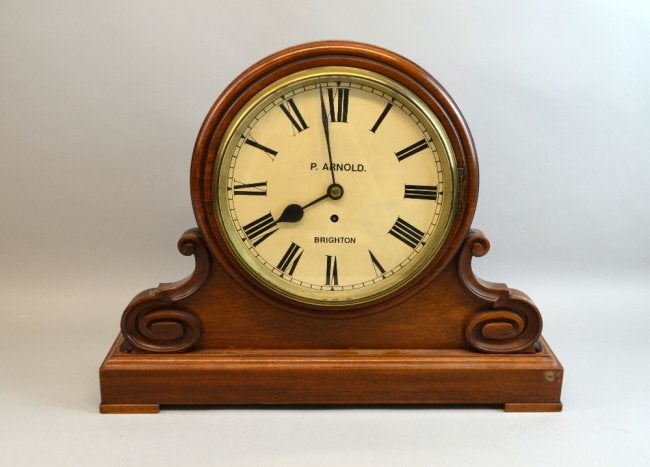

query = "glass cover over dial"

[{"left": 214, "top": 67, "right": 459, "bottom": 306}]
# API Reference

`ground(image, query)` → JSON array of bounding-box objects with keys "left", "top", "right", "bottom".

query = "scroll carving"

[
  {"left": 458, "top": 229, "right": 542, "bottom": 353},
  {"left": 120, "top": 228, "right": 209, "bottom": 353}
]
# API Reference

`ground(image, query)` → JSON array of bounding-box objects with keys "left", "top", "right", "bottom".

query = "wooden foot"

[
  {"left": 504, "top": 402, "right": 563, "bottom": 412},
  {"left": 99, "top": 403, "right": 160, "bottom": 414}
]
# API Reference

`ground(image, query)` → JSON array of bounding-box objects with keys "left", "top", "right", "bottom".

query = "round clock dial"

[{"left": 213, "top": 67, "right": 460, "bottom": 306}]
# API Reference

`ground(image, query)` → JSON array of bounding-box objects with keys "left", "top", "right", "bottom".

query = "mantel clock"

[{"left": 99, "top": 41, "right": 563, "bottom": 413}]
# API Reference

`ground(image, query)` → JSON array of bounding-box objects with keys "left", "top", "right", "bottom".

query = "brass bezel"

[{"left": 213, "top": 66, "right": 460, "bottom": 307}]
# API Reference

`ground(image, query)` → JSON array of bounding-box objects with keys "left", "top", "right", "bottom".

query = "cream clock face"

[{"left": 214, "top": 67, "right": 459, "bottom": 306}]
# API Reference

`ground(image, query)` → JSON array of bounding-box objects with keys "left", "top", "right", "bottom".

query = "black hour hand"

[
  {"left": 277, "top": 184, "right": 343, "bottom": 223},
  {"left": 277, "top": 203, "right": 304, "bottom": 223}
]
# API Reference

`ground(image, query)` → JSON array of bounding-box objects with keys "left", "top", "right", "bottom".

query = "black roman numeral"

[
  {"left": 244, "top": 138, "right": 278, "bottom": 159},
  {"left": 277, "top": 242, "right": 303, "bottom": 275},
  {"left": 388, "top": 217, "right": 425, "bottom": 249},
  {"left": 279, "top": 98, "right": 308, "bottom": 134},
  {"left": 370, "top": 102, "right": 392, "bottom": 133},
  {"left": 325, "top": 255, "right": 338, "bottom": 286},
  {"left": 404, "top": 184, "right": 438, "bottom": 200},
  {"left": 369, "top": 250, "right": 386, "bottom": 275},
  {"left": 327, "top": 87, "right": 349, "bottom": 122},
  {"left": 395, "top": 139, "right": 429, "bottom": 162},
  {"left": 242, "top": 212, "right": 278, "bottom": 246},
  {"left": 233, "top": 181, "right": 267, "bottom": 196}
]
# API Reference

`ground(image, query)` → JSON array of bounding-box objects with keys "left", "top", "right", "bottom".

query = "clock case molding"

[{"left": 99, "top": 41, "right": 563, "bottom": 413}]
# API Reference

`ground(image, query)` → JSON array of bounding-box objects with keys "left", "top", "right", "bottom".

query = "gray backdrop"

[{"left": 2, "top": 1, "right": 648, "bottom": 466}]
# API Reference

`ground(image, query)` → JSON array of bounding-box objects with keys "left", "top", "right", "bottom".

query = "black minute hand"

[{"left": 320, "top": 87, "right": 336, "bottom": 185}]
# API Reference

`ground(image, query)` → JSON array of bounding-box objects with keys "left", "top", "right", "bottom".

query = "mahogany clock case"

[{"left": 99, "top": 41, "right": 563, "bottom": 413}]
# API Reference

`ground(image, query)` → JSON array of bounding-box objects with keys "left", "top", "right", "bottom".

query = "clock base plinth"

[{"left": 99, "top": 334, "right": 563, "bottom": 412}]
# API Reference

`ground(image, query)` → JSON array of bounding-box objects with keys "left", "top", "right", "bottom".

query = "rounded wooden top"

[{"left": 190, "top": 41, "right": 478, "bottom": 315}]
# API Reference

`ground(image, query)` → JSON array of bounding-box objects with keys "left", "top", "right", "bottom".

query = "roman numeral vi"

[{"left": 325, "top": 255, "right": 338, "bottom": 286}]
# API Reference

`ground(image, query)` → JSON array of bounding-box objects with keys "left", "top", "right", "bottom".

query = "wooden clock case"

[{"left": 99, "top": 41, "right": 563, "bottom": 413}]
